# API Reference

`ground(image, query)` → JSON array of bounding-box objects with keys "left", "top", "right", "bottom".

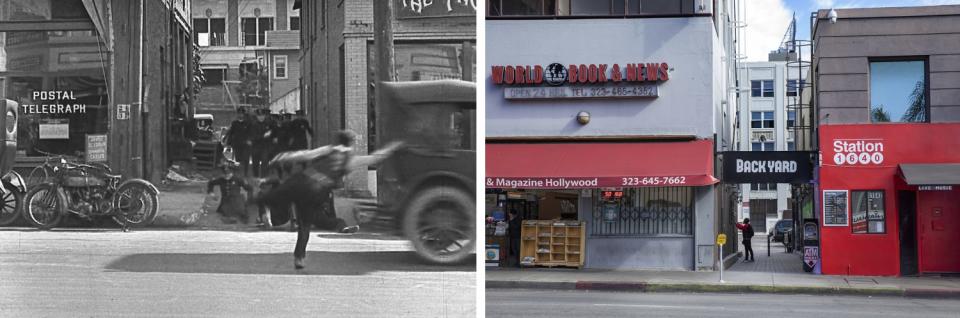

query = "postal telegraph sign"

[{"left": 720, "top": 151, "right": 814, "bottom": 184}]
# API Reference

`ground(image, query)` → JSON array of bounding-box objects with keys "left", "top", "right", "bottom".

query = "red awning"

[{"left": 486, "top": 140, "right": 718, "bottom": 189}]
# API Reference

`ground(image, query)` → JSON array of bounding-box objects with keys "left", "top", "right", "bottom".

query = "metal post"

[
  {"left": 718, "top": 244, "right": 724, "bottom": 283},
  {"left": 373, "top": 0, "right": 396, "bottom": 148},
  {"left": 768, "top": 233, "right": 771, "bottom": 256}
]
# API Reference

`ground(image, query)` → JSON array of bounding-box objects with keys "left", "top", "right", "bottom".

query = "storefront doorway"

[
  {"left": 917, "top": 189, "right": 960, "bottom": 273},
  {"left": 898, "top": 190, "right": 919, "bottom": 276},
  {"left": 485, "top": 189, "right": 582, "bottom": 268}
]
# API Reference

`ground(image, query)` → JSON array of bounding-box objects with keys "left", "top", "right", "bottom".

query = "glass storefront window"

[
  {"left": 851, "top": 190, "right": 885, "bottom": 234},
  {"left": 590, "top": 187, "right": 694, "bottom": 237},
  {"left": 1, "top": 30, "right": 109, "bottom": 158}
]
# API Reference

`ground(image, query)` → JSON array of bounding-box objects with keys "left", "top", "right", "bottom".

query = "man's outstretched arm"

[{"left": 346, "top": 141, "right": 404, "bottom": 171}]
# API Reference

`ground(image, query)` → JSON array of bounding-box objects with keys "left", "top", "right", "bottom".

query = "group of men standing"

[{"left": 224, "top": 107, "right": 313, "bottom": 177}]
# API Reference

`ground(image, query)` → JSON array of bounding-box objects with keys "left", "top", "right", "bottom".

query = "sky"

[{"left": 742, "top": 0, "right": 960, "bottom": 62}]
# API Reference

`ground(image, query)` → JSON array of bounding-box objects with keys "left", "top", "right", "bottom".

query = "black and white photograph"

[{"left": 0, "top": 0, "right": 476, "bottom": 316}]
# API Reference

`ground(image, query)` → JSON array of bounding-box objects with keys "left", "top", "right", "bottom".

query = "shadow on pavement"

[{"left": 104, "top": 251, "right": 475, "bottom": 275}]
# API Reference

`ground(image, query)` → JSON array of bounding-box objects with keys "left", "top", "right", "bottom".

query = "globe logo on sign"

[{"left": 544, "top": 63, "right": 567, "bottom": 86}]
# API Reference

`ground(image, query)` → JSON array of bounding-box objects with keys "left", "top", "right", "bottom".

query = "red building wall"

[{"left": 819, "top": 123, "right": 960, "bottom": 276}]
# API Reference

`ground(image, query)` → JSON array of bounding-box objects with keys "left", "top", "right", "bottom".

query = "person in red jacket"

[{"left": 735, "top": 218, "right": 755, "bottom": 262}]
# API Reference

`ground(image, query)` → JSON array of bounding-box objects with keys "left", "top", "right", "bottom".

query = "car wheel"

[{"left": 402, "top": 186, "right": 475, "bottom": 265}]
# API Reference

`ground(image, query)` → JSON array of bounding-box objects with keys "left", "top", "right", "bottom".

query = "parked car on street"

[{"left": 769, "top": 219, "right": 793, "bottom": 242}]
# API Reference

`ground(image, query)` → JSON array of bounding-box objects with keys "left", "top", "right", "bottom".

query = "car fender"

[{"left": 2, "top": 170, "right": 25, "bottom": 193}]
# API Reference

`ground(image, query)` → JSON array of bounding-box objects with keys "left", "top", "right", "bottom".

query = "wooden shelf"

[{"left": 520, "top": 220, "right": 586, "bottom": 269}]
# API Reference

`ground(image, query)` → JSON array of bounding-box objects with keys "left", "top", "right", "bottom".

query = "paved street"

[
  {"left": 0, "top": 228, "right": 475, "bottom": 317},
  {"left": 487, "top": 289, "right": 960, "bottom": 318}
]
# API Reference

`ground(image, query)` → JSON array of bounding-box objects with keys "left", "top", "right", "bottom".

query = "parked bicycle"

[{"left": 22, "top": 156, "right": 159, "bottom": 230}]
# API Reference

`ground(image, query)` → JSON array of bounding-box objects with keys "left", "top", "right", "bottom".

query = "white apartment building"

[{"left": 736, "top": 59, "right": 806, "bottom": 233}]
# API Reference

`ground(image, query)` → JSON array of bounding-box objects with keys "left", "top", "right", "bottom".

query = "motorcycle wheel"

[
  {"left": 402, "top": 186, "right": 475, "bottom": 265},
  {"left": 22, "top": 183, "right": 66, "bottom": 230},
  {"left": 111, "top": 182, "right": 159, "bottom": 227},
  {"left": 25, "top": 166, "right": 51, "bottom": 190},
  {"left": 0, "top": 181, "right": 23, "bottom": 226}
]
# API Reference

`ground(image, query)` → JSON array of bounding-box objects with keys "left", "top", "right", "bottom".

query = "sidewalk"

[{"left": 486, "top": 265, "right": 960, "bottom": 299}]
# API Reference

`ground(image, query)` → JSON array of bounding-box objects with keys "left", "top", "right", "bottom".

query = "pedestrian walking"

[
  {"left": 224, "top": 107, "right": 253, "bottom": 176},
  {"left": 508, "top": 209, "right": 522, "bottom": 267},
  {"left": 736, "top": 218, "right": 755, "bottom": 262},
  {"left": 249, "top": 109, "right": 273, "bottom": 177},
  {"left": 256, "top": 130, "right": 402, "bottom": 269},
  {"left": 287, "top": 110, "right": 313, "bottom": 151},
  {"left": 207, "top": 165, "right": 254, "bottom": 224}
]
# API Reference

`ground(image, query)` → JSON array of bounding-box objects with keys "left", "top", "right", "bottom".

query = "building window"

[
  {"left": 751, "top": 80, "right": 774, "bottom": 97},
  {"left": 274, "top": 55, "right": 287, "bottom": 79},
  {"left": 787, "top": 141, "right": 796, "bottom": 151},
  {"left": 1, "top": 30, "right": 109, "bottom": 158},
  {"left": 193, "top": 18, "right": 226, "bottom": 46},
  {"left": 751, "top": 141, "right": 774, "bottom": 151},
  {"left": 590, "top": 187, "right": 694, "bottom": 237},
  {"left": 488, "top": 0, "right": 696, "bottom": 17},
  {"left": 870, "top": 60, "right": 927, "bottom": 123},
  {"left": 851, "top": 190, "right": 885, "bottom": 234},
  {"left": 786, "top": 110, "right": 796, "bottom": 128},
  {"left": 786, "top": 79, "right": 805, "bottom": 97},
  {"left": 241, "top": 17, "right": 274, "bottom": 46},
  {"left": 201, "top": 68, "right": 224, "bottom": 86},
  {"left": 751, "top": 183, "right": 776, "bottom": 191},
  {"left": 290, "top": 16, "right": 300, "bottom": 30},
  {"left": 751, "top": 111, "right": 774, "bottom": 129}
]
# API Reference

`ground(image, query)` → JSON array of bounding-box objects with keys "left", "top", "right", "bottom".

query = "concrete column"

[
  {"left": 343, "top": 37, "right": 368, "bottom": 192},
  {"left": 695, "top": 185, "right": 717, "bottom": 271},
  {"left": 228, "top": 0, "right": 238, "bottom": 46}
]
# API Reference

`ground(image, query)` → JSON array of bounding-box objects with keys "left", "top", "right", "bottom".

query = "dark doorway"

[
  {"left": 750, "top": 199, "right": 776, "bottom": 233},
  {"left": 898, "top": 191, "right": 918, "bottom": 276}
]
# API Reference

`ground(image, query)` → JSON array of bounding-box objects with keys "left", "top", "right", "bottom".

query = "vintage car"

[
  {"left": 375, "top": 80, "right": 476, "bottom": 264},
  {"left": 193, "top": 113, "right": 216, "bottom": 141},
  {"left": 0, "top": 99, "right": 25, "bottom": 226}
]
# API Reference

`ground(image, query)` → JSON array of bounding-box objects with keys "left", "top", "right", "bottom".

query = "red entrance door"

[{"left": 918, "top": 189, "right": 960, "bottom": 273}]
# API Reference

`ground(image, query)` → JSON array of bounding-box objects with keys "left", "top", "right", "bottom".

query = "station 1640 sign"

[{"left": 490, "top": 62, "right": 669, "bottom": 100}]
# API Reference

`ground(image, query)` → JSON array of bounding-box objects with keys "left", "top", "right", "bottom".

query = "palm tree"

[
  {"left": 901, "top": 80, "right": 926, "bottom": 122},
  {"left": 871, "top": 105, "right": 891, "bottom": 122}
]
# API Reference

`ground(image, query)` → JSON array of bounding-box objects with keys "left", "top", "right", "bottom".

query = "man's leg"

[
  {"left": 234, "top": 145, "right": 251, "bottom": 177},
  {"left": 744, "top": 240, "right": 754, "bottom": 261},
  {"left": 293, "top": 191, "right": 323, "bottom": 269}
]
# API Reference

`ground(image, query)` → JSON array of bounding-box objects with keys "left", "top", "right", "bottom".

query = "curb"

[{"left": 487, "top": 280, "right": 960, "bottom": 299}]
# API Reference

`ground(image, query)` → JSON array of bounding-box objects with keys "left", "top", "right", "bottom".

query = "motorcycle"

[{"left": 22, "top": 158, "right": 159, "bottom": 230}]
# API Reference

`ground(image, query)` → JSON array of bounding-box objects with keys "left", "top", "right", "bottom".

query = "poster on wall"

[
  {"left": 85, "top": 134, "right": 107, "bottom": 162},
  {"left": 602, "top": 203, "right": 619, "bottom": 222},
  {"left": 823, "top": 190, "right": 849, "bottom": 226},
  {"left": 38, "top": 118, "right": 69, "bottom": 139}
]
